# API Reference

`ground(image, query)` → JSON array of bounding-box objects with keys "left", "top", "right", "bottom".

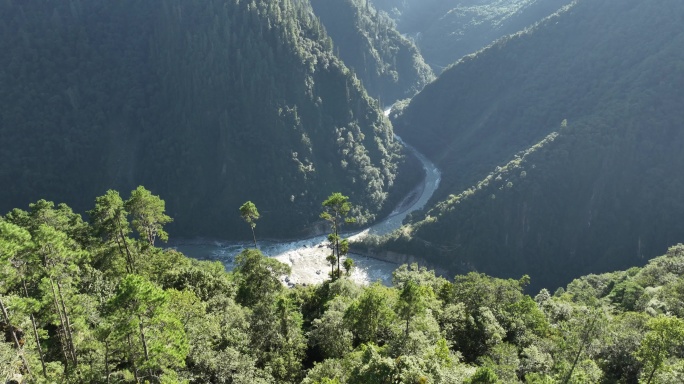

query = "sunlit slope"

[
  {"left": 383, "top": 0, "right": 684, "bottom": 289},
  {"left": 372, "top": 0, "right": 570, "bottom": 70},
  {"left": 0, "top": 0, "right": 409, "bottom": 238}
]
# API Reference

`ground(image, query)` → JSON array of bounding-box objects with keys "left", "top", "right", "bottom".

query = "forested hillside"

[
  {"left": 371, "top": 0, "right": 570, "bottom": 70},
  {"left": 379, "top": 0, "right": 684, "bottom": 290},
  {"left": 3, "top": 193, "right": 684, "bottom": 383},
  {"left": 0, "top": 0, "right": 417, "bottom": 239},
  {"left": 310, "top": 0, "right": 434, "bottom": 103}
]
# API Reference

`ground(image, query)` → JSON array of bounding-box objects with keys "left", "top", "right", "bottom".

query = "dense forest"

[
  {"left": 310, "top": 0, "right": 434, "bottom": 103},
  {"left": 0, "top": 0, "right": 422, "bottom": 240},
  {"left": 3, "top": 192, "right": 684, "bottom": 383},
  {"left": 4, "top": 1, "right": 684, "bottom": 382},
  {"left": 376, "top": 0, "right": 684, "bottom": 291},
  {"left": 369, "top": 0, "right": 570, "bottom": 71}
]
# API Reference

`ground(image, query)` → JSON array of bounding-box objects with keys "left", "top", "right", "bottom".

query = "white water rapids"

[{"left": 174, "top": 109, "right": 441, "bottom": 286}]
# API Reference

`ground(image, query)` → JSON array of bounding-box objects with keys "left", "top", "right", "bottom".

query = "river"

[{"left": 174, "top": 109, "right": 441, "bottom": 286}]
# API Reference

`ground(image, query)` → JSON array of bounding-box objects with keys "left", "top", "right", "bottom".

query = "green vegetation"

[
  {"left": 0, "top": 0, "right": 416, "bottom": 240},
  {"left": 4, "top": 0, "right": 684, "bottom": 381},
  {"left": 3, "top": 190, "right": 684, "bottom": 383},
  {"left": 310, "top": 0, "right": 434, "bottom": 103},
  {"left": 239, "top": 201, "right": 260, "bottom": 249},
  {"left": 371, "top": 0, "right": 570, "bottom": 70},
  {"left": 320, "top": 193, "right": 355, "bottom": 279},
  {"left": 381, "top": 0, "right": 684, "bottom": 291}
]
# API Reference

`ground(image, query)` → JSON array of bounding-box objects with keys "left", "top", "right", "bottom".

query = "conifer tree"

[
  {"left": 90, "top": 190, "right": 136, "bottom": 273},
  {"left": 126, "top": 186, "right": 173, "bottom": 248},
  {"left": 107, "top": 274, "right": 188, "bottom": 382},
  {"left": 0, "top": 220, "right": 33, "bottom": 376},
  {"left": 239, "top": 201, "right": 260, "bottom": 249},
  {"left": 320, "top": 193, "right": 355, "bottom": 279}
]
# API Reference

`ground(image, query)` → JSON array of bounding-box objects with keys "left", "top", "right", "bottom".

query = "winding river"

[{"left": 174, "top": 109, "right": 441, "bottom": 286}]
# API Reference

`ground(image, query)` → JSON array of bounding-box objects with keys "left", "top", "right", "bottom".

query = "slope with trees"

[
  {"left": 0, "top": 0, "right": 419, "bottom": 240},
  {"left": 377, "top": 0, "right": 684, "bottom": 290},
  {"left": 310, "top": 0, "right": 434, "bottom": 103},
  {"left": 3, "top": 190, "right": 684, "bottom": 383},
  {"left": 371, "top": 0, "right": 571, "bottom": 71}
]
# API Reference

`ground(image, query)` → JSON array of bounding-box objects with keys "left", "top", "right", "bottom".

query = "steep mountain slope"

[
  {"left": 372, "top": 0, "right": 571, "bottom": 70},
  {"left": 0, "top": 0, "right": 412, "bottom": 238},
  {"left": 310, "top": 0, "right": 434, "bottom": 103},
  {"left": 378, "top": 0, "right": 684, "bottom": 290}
]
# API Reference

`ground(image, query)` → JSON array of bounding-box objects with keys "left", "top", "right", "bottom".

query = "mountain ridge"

[
  {"left": 0, "top": 0, "right": 419, "bottom": 239},
  {"left": 310, "top": 0, "right": 434, "bottom": 104},
  {"left": 377, "top": 0, "right": 684, "bottom": 290}
]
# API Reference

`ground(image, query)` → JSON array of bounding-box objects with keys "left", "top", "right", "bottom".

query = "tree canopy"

[{"left": 2, "top": 191, "right": 684, "bottom": 383}]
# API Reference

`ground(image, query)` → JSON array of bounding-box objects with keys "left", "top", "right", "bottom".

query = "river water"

[{"left": 174, "top": 110, "right": 441, "bottom": 287}]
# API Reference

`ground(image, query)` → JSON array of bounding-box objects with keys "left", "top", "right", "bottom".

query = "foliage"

[
  {"left": 106, "top": 274, "right": 188, "bottom": 380},
  {"left": 371, "top": 0, "right": 571, "bottom": 71},
  {"left": 239, "top": 201, "right": 260, "bottom": 249},
  {"left": 467, "top": 366, "right": 499, "bottom": 384},
  {"left": 0, "top": 0, "right": 411, "bottom": 240},
  {"left": 636, "top": 315, "right": 684, "bottom": 384},
  {"left": 3, "top": 189, "right": 684, "bottom": 383},
  {"left": 383, "top": 0, "right": 684, "bottom": 292},
  {"left": 321, "top": 193, "right": 355, "bottom": 279},
  {"left": 310, "top": 0, "right": 434, "bottom": 102},
  {"left": 344, "top": 283, "right": 396, "bottom": 346},
  {"left": 233, "top": 249, "right": 290, "bottom": 308},
  {"left": 126, "top": 186, "right": 172, "bottom": 248}
]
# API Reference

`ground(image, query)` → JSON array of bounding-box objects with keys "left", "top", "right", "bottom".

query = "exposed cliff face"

[
  {"left": 380, "top": 0, "right": 684, "bottom": 290},
  {"left": 0, "top": 0, "right": 409, "bottom": 238}
]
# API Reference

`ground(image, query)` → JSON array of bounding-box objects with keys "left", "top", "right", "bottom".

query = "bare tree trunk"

[
  {"left": 334, "top": 217, "right": 340, "bottom": 278},
  {"left": 127, "top": 333, "right": 140, "bottom": 383},
  {"left": 138, "top": 317, "right": 152, "bottom": 379},
  {"left": 49, "top": 277, "right": 72, "bottom": 373},
  {"left": 43, "top": 245, "right": 73, "bottom": 372},
  {"left": 645, "top": 343, "right": 664, "bottom": 384},
  {"left": 104, "top": 340, "right": 111, "bottom": 384},
  {"left": 113, "top": 235, "right": 131, "bottom": 274},
  {"left": 57, "top": 281, "right": 78, "bottom": 366},
  {"left": 563, "top": 316, "right": 598, "bottom": 384},
  {"left": 116, "top": 220, "right": 135, "bottom": 273},
  {"left": 139, "top": 318, "right": 150, "bottom": 362},
  {"left": 146, "top": 228, "right": 155, "bottom": 248},
  {"left": 23, "top": 279, "right": 47, "bottom": 377},
  {"left": 0, "top": 297, "right": 31, "bottom": 375},
  {"left": 336, "top": 232, "right": 340, "bottom": 277},
  {"left": 645, "top": 365, "right": 658, "bottom": 384}
]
